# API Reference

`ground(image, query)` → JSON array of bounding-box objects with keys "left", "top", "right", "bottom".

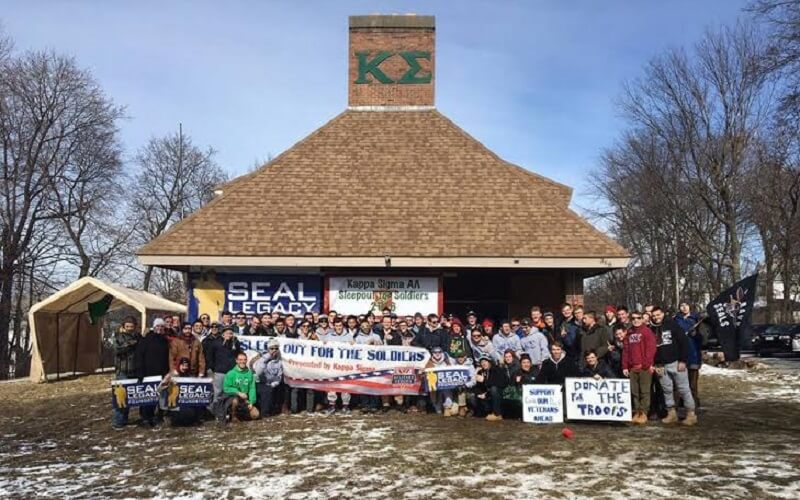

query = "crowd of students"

[{"left": 111, "top": 302, "right": 703, "bottom": 428}]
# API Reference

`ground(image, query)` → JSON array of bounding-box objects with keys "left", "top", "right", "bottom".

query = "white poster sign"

[
  {"left": 565, "top": 378, "right": 632, "bottom": 422},
  {"left": 522, "top": 384, "right": 564, "bottom": 424},
  {"left": 326, "top": 276, "right": 441, "bottom": 316}
]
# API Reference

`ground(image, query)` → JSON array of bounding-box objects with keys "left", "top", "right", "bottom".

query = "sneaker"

[
  {"left": 325, "top": 406, "right": 336, "bottom": 416},
  {"left": 341, "top": 406, "right": 351, "bottom": 415},
  {"left": 112, "top": 424, "right": 125, "bottom": 431}
]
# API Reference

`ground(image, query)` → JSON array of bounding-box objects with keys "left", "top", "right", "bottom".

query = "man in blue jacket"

[{"left": 675, "top": 302, "right": 702, "bottom": 407}]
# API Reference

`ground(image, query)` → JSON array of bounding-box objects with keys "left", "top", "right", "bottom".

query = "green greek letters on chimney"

[
  {"left": 398, "top": 51, "right": 432, "bottom": 84},
  {"left": 355, "top": 51, "right": 394, "bottom": 84}
]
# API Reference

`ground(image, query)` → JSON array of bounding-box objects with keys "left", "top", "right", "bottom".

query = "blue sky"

[{"left": 3, "top": 1, "right": 749, "bottom": 210}]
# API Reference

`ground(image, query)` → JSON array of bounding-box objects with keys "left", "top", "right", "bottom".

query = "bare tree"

[
  {"left": 130, "top": 126, "right": 226, "bottom": 292},
  {"left": 0, "top": 48, "right": 124, "bottom": 377},
  {"left": 751, "top": 0, "right": 800, "bottom": 112}
]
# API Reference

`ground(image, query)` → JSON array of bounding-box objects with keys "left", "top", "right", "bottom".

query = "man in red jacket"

[{"left": 622, "top": 312, "right": 657, "bottom": 425}]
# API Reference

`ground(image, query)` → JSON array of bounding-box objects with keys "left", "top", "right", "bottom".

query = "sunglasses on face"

[{"left": 268, "top": 347, "right": 279, "bottom": 351}]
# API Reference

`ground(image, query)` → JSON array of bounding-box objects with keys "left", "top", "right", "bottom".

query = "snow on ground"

[{"left": 0, "top": 364, "right": 799, "bottom": 499}]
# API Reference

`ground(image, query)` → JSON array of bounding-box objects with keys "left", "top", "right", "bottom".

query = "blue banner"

[
  {"left": 188, "top": 272, "right": 321, "bottom": 320},
  {"left": 111, "top": 376, "right": 161, "bottom": 408},
  {"left": 422, "top": 367, "right": 472, "bottom": 392}
]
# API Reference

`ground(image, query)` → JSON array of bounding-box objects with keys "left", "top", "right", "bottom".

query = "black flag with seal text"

[{"left": 705, "top": 274, "right": 757, "bottom": 362}]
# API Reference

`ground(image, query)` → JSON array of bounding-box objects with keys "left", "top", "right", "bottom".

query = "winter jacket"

[
  {"left": 168, "top": 333, "right": 206, "bottom": 376},
  {"left": 520, "top": 330, "right": 549, "bottom": 366},
  {"left": 578, "top": 359, "right": 616, "bottom": 379},
  {"left": 201, "top": 333, "right": 221, "bottom": 369},
  {"left": 492, "top": 332, "right": 522, "bottom": 357},
  {"left": 134, "top": 331, "right": 170, "bottom": 378},
  {"left": 415, "top": 326, "right": 449, "bottom": 353},
  {"left": 651, "top": 319, "right": 689, "bottom": 365},
  {"left": 534, "top": 352, "right": 578, "bottom": 385},
  {"left": 223, "top": 366, "right": 256, "bottom": 404},
  {"left": 501, "top": 359, "right": 520, "bottom": 383},
  {"left": 322, "top": 331, "right": 354, "bottom": 344},
  {"left": 607, "top": 340, "right": 624, "bottom": 377},
  {"left": 514, "top": 367, "right": 538, "bottom": 386},
  {"left": 207, "top": 337, "right": 241, "bottom": 374},
  {"left": 113, "top": 329, "right": 139, "bottom": 377},
  {"left": 382, "top": 328, "right": 401, "bottom": 346},
  {"left": 622, "top": 325, "right": 657, "bottom": 371},
  {"left": 558, "top": 317, "right": 581, "bottom": 356},
  {"left": 475, "top": 363, "right": 508, "bottom": 393},
  {"left": 675, "top": 313, "right": 702, "bottom": 367},
  {"left": 580, "top": 324, "right": 614, "bottom": 360},
  {"left": 252, "top": 354, "right": 283, "bottom": 386}
]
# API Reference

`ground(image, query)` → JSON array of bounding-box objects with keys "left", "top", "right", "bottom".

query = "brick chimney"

[{"left": 348, "top": 15, "right": 435, "bottom": 108}]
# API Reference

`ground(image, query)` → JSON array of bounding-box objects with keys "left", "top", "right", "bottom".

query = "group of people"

[{"left": 111, "top": 302, "right": 703, "bottom": 428}]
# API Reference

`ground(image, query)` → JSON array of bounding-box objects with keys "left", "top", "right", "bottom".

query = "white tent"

[{"left": 28, "top": 277, "right": 186, "bottom": 383}]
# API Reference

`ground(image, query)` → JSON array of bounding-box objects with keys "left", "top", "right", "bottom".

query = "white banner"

[
  {"left": 278, "top": 337, "right": 431, "bottom": 395},
  {"left": 565, "top": 378, "right": 632, "bottom": 422},
  {"left": 522, "top": 384, "right": 564, "bottom": 424},
  {"left": 326, "top": 276, "right": 441, "bottom": 316}
]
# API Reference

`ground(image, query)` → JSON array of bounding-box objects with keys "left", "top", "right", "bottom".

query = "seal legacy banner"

[
  {"left": 111, "top": 376, "right": 161, "bottom": 408},
  {"left": 422, "top": 366, "right": 472, "bottom": 392},
  {"left": 326, "top": 276, "right": 441, "bottom": 316},
  {"left": 278, "top": 338, "right": 431, "bottom": 395},
  {"left": 163, "top": 377, "right": 214, "bottom": 409}
]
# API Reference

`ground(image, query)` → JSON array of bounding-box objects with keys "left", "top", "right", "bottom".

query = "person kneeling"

[
  {"left": 222, "top": 351, "right": 260, "bottom": 423},
  {"left": 159, "top": 357, "right": 203, "bottom": 427},
  {"left": 475, "top": 355, "right": 508, "bottom": 421}
]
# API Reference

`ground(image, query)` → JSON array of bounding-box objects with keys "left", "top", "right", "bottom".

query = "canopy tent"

[{"left": 28, "top": 277, "right": 186, "bottom": 383}]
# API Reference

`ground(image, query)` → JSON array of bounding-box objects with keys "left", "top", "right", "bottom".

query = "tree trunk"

[
  {"left": 143, "top": 265, "right": 153, "bottom": 292},
  {"left": 0, "top": 267, "right": 14, "bottom": 380}
]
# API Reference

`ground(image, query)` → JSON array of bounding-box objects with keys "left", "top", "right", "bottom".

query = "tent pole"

[
  {"left": 56, "top": 313, "right": 61, "bottom": 381},
  {"left": 73, "top": 313, "right": 81, "bottom": 376}
]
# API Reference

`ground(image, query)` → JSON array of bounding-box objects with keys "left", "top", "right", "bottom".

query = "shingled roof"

[{"left": 137, "top": 109, "right": 629, "bottom": 268}]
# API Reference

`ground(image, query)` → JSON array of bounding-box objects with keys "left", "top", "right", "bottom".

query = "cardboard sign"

[
  {"left": 522, "top": 384, "right": 564, "bottom": 424},
  {"left": 565, "top": 378, "right": 632, "bottom": 422}
]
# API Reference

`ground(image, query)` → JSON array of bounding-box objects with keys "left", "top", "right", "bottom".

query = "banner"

[
  {"left": 706, "top": 274, "right": 757, "bottom": 362},
  {"left": 163, "top": 377, "right": 214, "bottom": 409},
  {"left": 278, "top": 337, "right": 430, "bottom": 395},
  {"left": 238, "top": 336, "right": 276, "bottom": 355},
  {"left": 565, "top": 378, "right": 631, "bottom": 422},
  {"left": 522, "top": 385, "right": 564, "bottom": 424},
  {"left": 189, "top": 272, "right": 321, "bottom": 320},
  {"left": 326, "top": 276, "right": 441, "bottom": 316},
  {"left": 422, "top": 366, "right": 472, "bottom": 392},
  {"left": 111, "top": 376, "right": 161, "bottom": 409}
]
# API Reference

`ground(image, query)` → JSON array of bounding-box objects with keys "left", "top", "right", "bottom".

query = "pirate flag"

[{"left": 705, "top": 274, "right": 757, "bottom": 362}]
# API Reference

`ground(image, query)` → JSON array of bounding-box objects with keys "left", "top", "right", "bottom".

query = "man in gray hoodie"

[
  {"left": 519, "top": 320, "right": 549, "bottom": 374},
  {"left": 250, "top": 338, "right": 283, "bottom": 418}
]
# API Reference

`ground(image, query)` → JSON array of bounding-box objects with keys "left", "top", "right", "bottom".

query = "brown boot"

[
  {"left": 458, "top": 406, "right": 467, "bottom": 417},
  {"left": 661, "top": 408, "right": 678, "bottom": 424},
  {"left": 632, "top": 411, "right": 646, "bottom": 425},
  {"left": 682, "top": 410, "right": 698, "bottom": 426}
]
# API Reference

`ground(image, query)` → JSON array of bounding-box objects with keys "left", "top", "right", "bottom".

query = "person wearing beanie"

[
  {"left": 475, "top": 355, "right": 508, "bottom": 421},
  {"left": 133, "top": 317, "right": 170, "bottom": 427},
  {"left": 481, "top": 318, "right": 496, "bottom": 338},
  {"left": 604, "top": 305, "right": 618, "bottom": 329},
  {"left": 250, "top": 338, "right": 283, "bottom": 418}
]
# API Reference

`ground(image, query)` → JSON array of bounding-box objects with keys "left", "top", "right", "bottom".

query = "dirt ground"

[{"left": 0, "top": 362, "right": 799, "bottom": 499}]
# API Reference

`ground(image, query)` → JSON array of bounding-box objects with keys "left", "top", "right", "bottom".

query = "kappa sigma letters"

[{"left": 278, "top": 338, "right": 431, "bottom": 395}]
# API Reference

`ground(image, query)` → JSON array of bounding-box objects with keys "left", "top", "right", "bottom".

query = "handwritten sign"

[
  {"left": 522, "top": 384, "right": 564, "bottom": 424},
  {"left": 565, "top": 378, "right": 631, "bottom": 422}
]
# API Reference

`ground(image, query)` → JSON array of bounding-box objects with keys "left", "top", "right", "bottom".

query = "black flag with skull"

[{"left": 705, "top": 274, "right": 758, "bottom": 362}]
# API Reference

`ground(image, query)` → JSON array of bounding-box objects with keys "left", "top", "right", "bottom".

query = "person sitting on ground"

[
  {"left": 221, "top": 351, "right": 259, "bottom": 423},
  {"left": 158, "top": 357, "right": 203, "bottom": 427},
  {"left": 534, "top": 342, "right": 577, "bottom": 387},
  {"left": 578, "top": 350, "right": 616, "bottom": 379},
  {"left": 250, "top": 338, "right": 283, "bottom": 418},
  {"left": 475, "top": 355, "right": 508, "bottom": 421}
]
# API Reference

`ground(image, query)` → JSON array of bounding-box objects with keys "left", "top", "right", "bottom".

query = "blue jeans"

[
  {"left": 112, "top": 374, "right": 130, "bottom": 427},
  {"left": 480, "top": 386, "right": 502, "bottom": 416}
]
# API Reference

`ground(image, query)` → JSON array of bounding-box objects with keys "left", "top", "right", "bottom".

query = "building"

[{"left": 137, "top": 14, "right": 629, "bottom": 322}]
